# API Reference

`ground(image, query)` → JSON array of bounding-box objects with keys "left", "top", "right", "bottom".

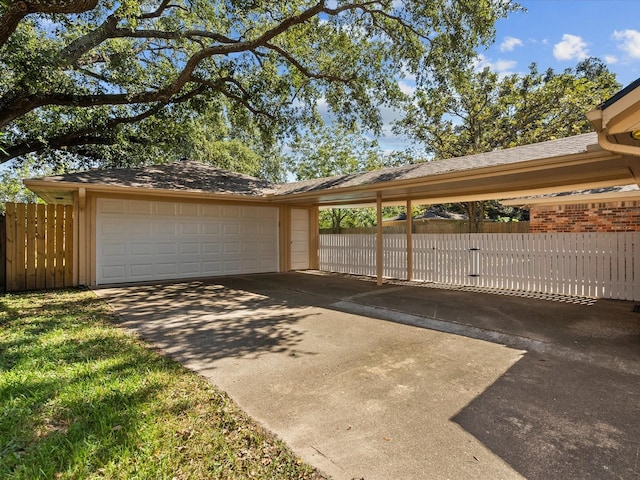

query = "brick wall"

[{"left": 530, "top": 201, "right": 640, "bottom": 232}]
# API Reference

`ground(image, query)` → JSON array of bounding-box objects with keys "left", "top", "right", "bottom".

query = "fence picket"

[
  {"left": 3, "top": 202, "right": 75, "bottom": 292},
  {"left": 26, "top": 203, "right": 36, "bottom": 290},
  {"left": 15, "top": 203, "right": 26, "bottom": 291},
  {"left": 46, "top": 204, "right": 56, "bottom": 288},
  {"left": 319, "top": 232, "right": 640, "bottom": 301},
  {"left": 55, "top": 204, "right": 65, "bottom": 287},
  {"left": 64, "top": 206, "right": 73, "bottom": 287},
  {"left": 36, "top": 204, "right": 46, "bottom": 289},
  {"left": 5, "top": 203, "right": 16, "bottom": 292},
  {"left": 633, "top": 233, "right": 640, "bottom": 301}
]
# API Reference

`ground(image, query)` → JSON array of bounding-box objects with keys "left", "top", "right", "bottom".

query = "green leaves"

[
  {"left": 397, "top": 57, "right": 621, "bottom": 160},
  {"left": 286, "top": 123, "right": 396, "bottom": 181},
  {"left": 1, "top": 0, "right": 516, "bottom": 173},
  {"left": 394, "top": 56, "right": 621, "bottom": 228}
]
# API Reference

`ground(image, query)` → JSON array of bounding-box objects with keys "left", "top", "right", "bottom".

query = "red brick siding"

[{"left": 530, "top": 201, "right": 640, "bottom": 233}]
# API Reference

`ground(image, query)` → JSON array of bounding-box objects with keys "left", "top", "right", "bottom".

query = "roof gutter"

[{"left": 595, "top": 130, "right": 640, "bottom": 158}]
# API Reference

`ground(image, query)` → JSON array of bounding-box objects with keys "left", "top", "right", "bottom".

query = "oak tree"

[
  {"left": 395, "top": 57, "right": 621, "bottom": 230},
  {"left": 0, "top": 0, "right": 516, "bottom": 175}
]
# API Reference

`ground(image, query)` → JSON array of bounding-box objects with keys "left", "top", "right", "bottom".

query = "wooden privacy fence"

[
  {"left": 319, "top": 233, "right": 640, "bottom": 301},
  {"left": 3, "top": 203, "right": 74, "bottom": 292},
  {"left": 320, "top": 220, "right": 530, "bottom": 234}
]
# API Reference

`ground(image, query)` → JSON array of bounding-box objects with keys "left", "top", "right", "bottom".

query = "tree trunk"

[{"left": 463, "top": 201, "right": 485, "bottom": 233}]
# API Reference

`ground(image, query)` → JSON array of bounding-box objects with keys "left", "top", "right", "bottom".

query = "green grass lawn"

[{"left": 0, "top": 289, "right": 324, "bottom": 480}]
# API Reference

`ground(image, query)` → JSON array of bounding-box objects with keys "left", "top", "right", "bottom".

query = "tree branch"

[
  {"left": 190, "top": 75, "right": 276, "bottom": 119},
  {"left": 264, "top": 42, "right": 356, "bottom": 83},
  {"left": 0, "top": 0, "right": 98, "bottom": 46},
  {"left": 0, "top": 86, "right": 205, "bottom": 163},
  {"left": 112, "top": 27, "right": 239, "bottom": 44}
]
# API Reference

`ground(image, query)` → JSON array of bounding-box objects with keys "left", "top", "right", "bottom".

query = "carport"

[{"left": 23, "top": 79, "right": 640, "bottom": 287}]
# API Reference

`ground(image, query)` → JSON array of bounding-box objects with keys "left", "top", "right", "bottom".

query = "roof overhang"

[
  {"left": 22, "top": 180, "right": 276, "bottom": 206},
  {"left": 501, "top": 185, "right": 640, "bottom": 207},
  {"left": 274, "top": 148, "right": 639, "bottom": 207},
  {"left": 24, "top": 145, "right": 640, "bottom": 208},
  {"left": 586, "top": 77, "right": 640, "bottom": 185}
]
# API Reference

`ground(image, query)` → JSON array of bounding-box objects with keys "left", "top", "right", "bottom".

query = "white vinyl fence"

[{"left": 319, "top": 233, "right": 640, "bottom": 301}]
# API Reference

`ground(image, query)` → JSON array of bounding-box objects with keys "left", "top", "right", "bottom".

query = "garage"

[{"left": 96, "top": 198, "right": 278, "bottom": 285}]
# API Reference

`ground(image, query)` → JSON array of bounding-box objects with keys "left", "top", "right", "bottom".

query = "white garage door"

[{"left": 96, "top": 198, "right": 278, "bottom": 285}]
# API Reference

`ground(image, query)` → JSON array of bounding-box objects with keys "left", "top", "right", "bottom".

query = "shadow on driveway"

[
  {"left": 98, "top": 281, "right": 322, "bottom": 365},
  {"left": 95, "top": 272, "right": 640, "bottom": 480},
  {"left": 452, "top": 351, "right": 640, "bottom": 480}
]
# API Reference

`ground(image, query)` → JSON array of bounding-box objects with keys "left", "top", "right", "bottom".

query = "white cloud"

[
  {"left": 493, "top": 59, "right": 517, "bottom": 72},
  {"left": 473, "top": 54, "right": 517, "bottom": 74},
  {"left": 500, "top": 36, "right": 523, "bottom": 52},
  {"left": 613, "top": 29, "right": 640, "bottom": 59},
  {"left": 605, "top": 54, "right": 618, "bottom": 65},
  {"left": 553, "top": 34, "right": 589, "bottom": 61},
  {"left": 398, "top": 80, "right": 416, "bottom": 96}
]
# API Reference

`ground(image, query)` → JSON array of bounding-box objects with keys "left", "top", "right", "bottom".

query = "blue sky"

[
  {"left": 481, "top": 0, "right": 640, "bottom": 85},
  {"left": 379, "top": 0, "right": 640, "bottom": 151}
]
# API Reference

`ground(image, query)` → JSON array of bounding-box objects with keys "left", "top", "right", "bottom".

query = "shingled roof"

[
  {"left": 32, "top": 160, "right": 276, "bottom": 197},
  {"left": 26, "top": 131, "right": 637, "bottom": 206},
  {"left": 276, "top": 133, "right": 599, "bottom": 196}
]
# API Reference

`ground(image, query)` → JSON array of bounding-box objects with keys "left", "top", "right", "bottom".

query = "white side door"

[{"left": 290, "top": 208, "right": 310, "bottom": 270}]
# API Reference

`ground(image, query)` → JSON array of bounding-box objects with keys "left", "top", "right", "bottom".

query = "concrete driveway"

[{"left": 94, "top": 272, "right": 640, "bottom": 480}]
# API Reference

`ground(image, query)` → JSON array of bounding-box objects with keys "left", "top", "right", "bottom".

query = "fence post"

[
  {"left": 15, "top": 203, "right": 26, "bottom": 291},
  {"left": 0, "top": 213, "right": 5, "bottom": 293}
]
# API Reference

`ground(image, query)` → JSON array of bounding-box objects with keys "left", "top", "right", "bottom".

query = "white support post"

[
  {"left": 406, "top": 198, "right": 413, "bottom": 281},
  {"left": 376, "top": 192, "right": 383, "bottom": 286}
]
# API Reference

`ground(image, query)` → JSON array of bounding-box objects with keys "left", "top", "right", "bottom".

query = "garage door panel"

[
  {"left": 201, "top": 204, "right": 220, "bottom": 216},
  {"left": 243, "top": 224, "right": 259, "bottom": 235},
  {"left": 156, "top": 263, "right": 178, "bottom": 275},
  {"left": 261, "top": 258, "right": 277, "bottom": 269},
  {"left": 102, "top": 243, "right": 127, "bottom": 256},
  {"left": 203, "top": 224, "right": 221, "bottom": 235},
  {"left": 243, "top": 243, "right": 258, "bottom": 253},
  {"left": 180, "top": 223, "right": 200, "bottom": 235},
  {"left": 180, "top": 263, "right": 200, "bottom": 274},
  {"left": 155, "top": 243, "right": 177, "bottom": 255},
  {"left": 179, "top": 204, "right": 199, "bottom": 216},
  {"left": 223, "top": 259, "right": 241, "bottom": 272},
  {"left": 155, "top": 202, "right": 177, "bottom": 215},
  {"left": 179, "top": 243, "right": 200, "bottom": 254},
  {"left": 241, "top": 259, "right": 260, "bottom": 271},
  {"left": 96, "top": 198, "right": 278, "bottom": 284},
  {"left": 223, "top": 224, "right": 240, "bottom": 236},
  {"left": 202, "top": 243, "right": 221, "bottom": 254},
  {"left": 129, "top": 201, "right": 153, "bottom": 215},
  {"left": 100, "top": 199, "right": 127, "bottom": 214},
  {"left": 130, "top": 223, "right": 153, "bottom": 236},
  {"left": 223, "top": 205, "right": 240, "bottom": 217},
  {"left": 100, "top": 221, "right": 126, "bottom": 235},
  {"left": 102, "top": 265, "right": 126, "bottom": 280},
  {"left": 131, "top": 264, "right": 153, "bottom": 277},
  {"left": 202, "top": 260, "right": 222, "bottom": 273},
  {"left": 224, "top": 243, "right": 240, "bottom": 254},
  {"left": 130, "top": 243, "right": 151, "bottom": 256},
  {"left": 260, "top": 224, "right": 277, "bottom": 236}
]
